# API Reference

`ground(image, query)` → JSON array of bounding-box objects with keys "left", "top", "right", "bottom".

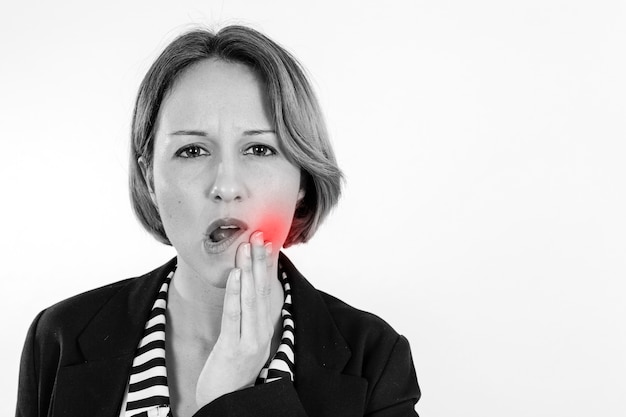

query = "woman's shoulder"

[
  {"left": 38, "top": 277, "right": 136, "bottom": 325},
  {"left": 314, "top": 289, "right": 420, "bottom": 414},
  {"left": 33, "top": 258, "right": 175, "bottom": 337},
  {"left": 312, "top": 286, "right": 419, "bottom": 404},
  {"left": 317, "top": 289, "right": 402, "bottom": 347},
  {"left": 30, "top": 276, "right": 138, "bottom": 346},
  {"left": 280, "top": 253, "right": 402, "bottom": 347}
]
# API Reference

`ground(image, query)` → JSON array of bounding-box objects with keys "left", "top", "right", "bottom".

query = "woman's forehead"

[{"left": 158, "top": 58, "right": 273, "bottom": 133}]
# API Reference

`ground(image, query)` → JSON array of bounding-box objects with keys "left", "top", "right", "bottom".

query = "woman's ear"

[
  {"left": 297, "top": 188, "right": 306, "bottom": 204},
  {"left": 138, "top": 156, "right": 157, "bottom": 206},
  {"left": 297, "top": 172, "right": 308, "bottom": 204}
]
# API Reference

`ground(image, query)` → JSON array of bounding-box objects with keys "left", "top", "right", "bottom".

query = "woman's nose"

[{"left": 208, "top": 160, "right": 246, "bottom": 202}]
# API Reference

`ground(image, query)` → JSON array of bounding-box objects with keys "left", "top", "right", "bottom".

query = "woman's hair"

[{"left": 129, "top": 25, "right": 343, "bottom": 247}]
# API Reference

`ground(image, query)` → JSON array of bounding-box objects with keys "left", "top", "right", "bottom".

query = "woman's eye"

[
  {"left": 176, "top": 145, "right": 209, "bottom": 158},
  {"left": 243, "top": 144, "right": 276, "bottom": 157}
]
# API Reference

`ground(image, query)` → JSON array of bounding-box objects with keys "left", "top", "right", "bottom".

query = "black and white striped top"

[{"left": 120, "top": 264, "right": 295, "bottom": 417}]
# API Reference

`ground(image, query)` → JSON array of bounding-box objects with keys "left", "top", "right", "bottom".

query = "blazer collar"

[
  {"left": 53, "top": 259, "right": 176, "bottom": 417},
  {"left": 280, "top": 253, "right": 368, "bottom": 416},
  {"left": 77, "top": 257, "right": 176, "bottom": 360},
  {"left": 279, "top": 253, "right": 351, "bottom": 370}
]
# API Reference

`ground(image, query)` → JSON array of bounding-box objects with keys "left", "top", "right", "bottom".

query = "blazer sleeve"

[
  {"left": 192, "top": 379, "right": 309, "bottom": 417},
  {"left": 364, "top": 335, "right": 421, "bottom": 417},
  {"left": 16, "top": 310, "right": 46, "bottom": 417}
]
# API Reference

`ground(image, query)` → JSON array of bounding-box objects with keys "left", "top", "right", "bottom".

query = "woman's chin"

[{"left": 174, "top": 248, "right": 235, "bottom": 289}]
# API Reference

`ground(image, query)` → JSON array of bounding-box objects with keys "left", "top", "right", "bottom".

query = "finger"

[
  {"left": 251, "top": 233, "right": 272, "bottom": 329},
  {"left": 250, "top": 232, "right": 270, "bottom": 298},
  {"left": 220, "top": 268, "right": 242, "bottom": 343},
  {"left": 264, "top": 240, "right": 274, "bottom": 270},
  {"left": 238, "top": 241, "right": 258, "bottom": 341}
]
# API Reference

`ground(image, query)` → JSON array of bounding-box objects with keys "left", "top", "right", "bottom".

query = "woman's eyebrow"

[
  {"left": 243, "top": 129, "right": 276, "bottom": 136},
  {"left": 169, "top": 130, "right": 208, "bottom": 136},
  {"left": 168, "top": 129, "right": 276, "bottom": 136}
]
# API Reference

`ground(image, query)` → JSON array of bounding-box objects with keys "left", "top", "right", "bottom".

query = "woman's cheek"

[{"left": 256, "top": 210, "right": 294, "bottom": 247}]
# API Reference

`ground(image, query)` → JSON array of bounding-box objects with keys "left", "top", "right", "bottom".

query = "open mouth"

[
  {"left": 204, "top": 218, "right": 249, "bottom": 253},
  {"left": 209, "top": 225, "right": 241, "bottom": 242}
]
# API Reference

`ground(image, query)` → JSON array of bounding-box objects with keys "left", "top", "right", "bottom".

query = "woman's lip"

[{"left": 205, "top": 217, "right": 249, "bottom": 235}]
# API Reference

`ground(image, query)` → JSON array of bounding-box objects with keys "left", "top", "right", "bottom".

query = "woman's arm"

[
  {"left": 193, "top": 380, "right": 308, "bottom": 417},
  {"left": 16, "top": 310, "right": 46, "bottom": 417},
  {"left": 364, "top": 335, "right": 421, "bottom": 417}
]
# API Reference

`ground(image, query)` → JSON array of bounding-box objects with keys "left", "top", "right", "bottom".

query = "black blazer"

[{"left": 16, "top": 254, "right": 420, "bottom": 416}]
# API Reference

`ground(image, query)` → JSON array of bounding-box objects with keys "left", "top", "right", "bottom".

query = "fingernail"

[
  {"left": 265, "top": 242, "right": 272, "bottom": 257},
  {"left": 244, "top": 243, "right": 251, "bottom": 258},
  {"left": 234, "top": 268, "right": 241, "bottom": 281},
  {"left": 252, "top": 231, "right": 264, "bottom": 245}
]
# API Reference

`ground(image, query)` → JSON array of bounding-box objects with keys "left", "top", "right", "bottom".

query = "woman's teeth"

[{"left": 210, "top": 225, "right": 240, "bottom": 242}]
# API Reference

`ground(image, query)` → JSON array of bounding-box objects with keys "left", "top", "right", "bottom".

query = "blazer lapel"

[
  {"left": 281, "top": 254, "right": 368, "bottom": 417},
  {"left": 52, "top": 258, "right": 176, "bottom": 417}
]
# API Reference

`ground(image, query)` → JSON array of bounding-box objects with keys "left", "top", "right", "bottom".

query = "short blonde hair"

[{"left": 129, "top": 25, "right": 343, "bottom": 247}]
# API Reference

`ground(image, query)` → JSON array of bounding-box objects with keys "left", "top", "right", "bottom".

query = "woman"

[{"left": 16, "top": 25, "right": 420, "bottom": 416}]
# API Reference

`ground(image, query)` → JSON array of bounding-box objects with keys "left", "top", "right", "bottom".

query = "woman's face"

[{"left": 147, "top": 58, "right": 303, "bottom": 282}]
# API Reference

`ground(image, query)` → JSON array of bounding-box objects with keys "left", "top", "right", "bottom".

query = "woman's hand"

[{"left": 195, "top": 231, "right": 275, "bottom": 406}]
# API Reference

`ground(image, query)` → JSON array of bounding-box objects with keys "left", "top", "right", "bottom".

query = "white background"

[{"left": 1, "top": 1, "right": 625, "bottom": 416}]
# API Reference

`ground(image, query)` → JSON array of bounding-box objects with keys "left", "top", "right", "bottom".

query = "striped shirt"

[{"left": 120, "top": 264, "right": 295, "bottom": 417}]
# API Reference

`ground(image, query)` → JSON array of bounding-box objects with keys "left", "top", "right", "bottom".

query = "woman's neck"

[
  {"left": 167, "top": 261, "right": 228, "bottom": 344},
  {"left": 166, "top": 255, "right": 283, "bottom": 344}
]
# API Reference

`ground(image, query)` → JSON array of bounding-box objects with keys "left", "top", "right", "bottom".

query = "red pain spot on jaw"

[{"left": 256, "top": 213, "right": 285, "bottom": 246}]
